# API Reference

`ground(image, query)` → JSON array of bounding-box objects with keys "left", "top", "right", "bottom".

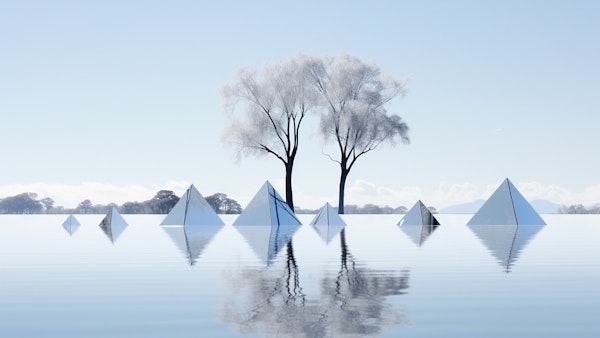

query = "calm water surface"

[{"left": 0, "top": 214, "right": 599, "bottom": 337}]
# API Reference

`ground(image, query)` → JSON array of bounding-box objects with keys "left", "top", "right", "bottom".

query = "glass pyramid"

[
  {"left": 61, "top": 214, "right": 81, "bottom": 236},
  {"left": 232, "top": 181, "right": 300, "bottom": 266},
  {"left": 398, "top": 200, "right": 440, "bottom": 246},
  {"left": 160, "top": 184, "right": 224, "bottom": 226},
  {"left": 467, "top": 178, "right": 546, "bottom": 225},
  {"left": 310, "top": 202, "right": 346, "bottom": 244},
  {"left": 398, "top": 200, "right": 440, "bottom": 226},
  {"left": 233, "top": 181, "right": 301, "bottom": 226},
  {"left": 99, "top": 207, "right": 128, "bottom": 243}
]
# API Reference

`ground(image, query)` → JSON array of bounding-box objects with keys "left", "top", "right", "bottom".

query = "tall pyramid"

[
  {"left": 62, "top": 214, "right": 81, "bottom": 236},
  {"left": 99, "top": 207, "right": 128, "bottom": 243},
  {"left": 398, "top": 200, "right": 440, "bottom": 246},
  {"left": 232, "top": 181, "right": 300, "bottom": 266},
  {"left": 233, "top": 181, "right": 301, "bottom": 226},
  {"left": 467, "top": 178, "right": 546, "bottom": 225},
  {"left": 160, "top": 184, "right": 224, "bottom": 226},
  {"left": 310, "top": 202, "right": 346, "bottom": 244}
]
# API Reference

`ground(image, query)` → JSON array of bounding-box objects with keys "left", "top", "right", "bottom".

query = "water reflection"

[
  {"left": 161, "top": 225, "right": 222, "bottom": 266},
  {"left": 221, "top": 229, "right": 410, "bottom": 337},
  {"left": 468, "top": 224, "right": 544, "bottom": 272},
  {"left": 61, "top": 214, "right": 81, "bottom": 236},
  {"left": 234, "top": 224, "right": 300, "bottom": 266},
  {"left": 399, "top": 223, "right": 439, "bottom": 247}
]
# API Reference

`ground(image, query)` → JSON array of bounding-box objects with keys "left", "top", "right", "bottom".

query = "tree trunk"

[
  {"left": 338, "top": 166, "right": 349, "bottom": 214},
  {"left": 285, "top": 161, "right": 294, "bottom": 212}
]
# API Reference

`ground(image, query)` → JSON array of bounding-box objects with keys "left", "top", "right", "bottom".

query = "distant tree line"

[
  {"left": 0, "top": 191, "right": 425, "bottom": 215},
  {"left": 557, "top": 204, "right": 600, "bottom": 214},
  {"left": 0, "top": 190, "right": 242, "bottom": 215}
]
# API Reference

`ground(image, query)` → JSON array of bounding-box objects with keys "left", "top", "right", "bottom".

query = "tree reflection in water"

[{"left": 221, "top": 230, "right": 410, "bottom": 337}]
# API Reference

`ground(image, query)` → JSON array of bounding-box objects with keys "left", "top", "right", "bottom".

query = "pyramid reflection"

[
  {"left": 234, "top": 224, "right": 299, "bottom": 266},
  {"left": 162, "top": 225, "right": 222, "bottom": 266},
  {"left": 469, "top": 224, "right": 544, "bottom": 272},
  {"left": 400, "top": 224, "right": 439, "bottom": 247}
]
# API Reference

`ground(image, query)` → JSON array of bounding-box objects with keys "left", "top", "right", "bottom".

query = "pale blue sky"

[{"left": 1, "top": 1, "right": 599, "bottom": 208}]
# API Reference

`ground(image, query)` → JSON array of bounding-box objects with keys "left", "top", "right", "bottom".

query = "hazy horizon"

[{"left": 0, "top": 179, "right": 595, "bottom": 212}]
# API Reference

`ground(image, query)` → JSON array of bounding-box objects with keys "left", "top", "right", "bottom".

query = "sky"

[{"left": 1, "top": 0, "right": 599, "bottom": 210}]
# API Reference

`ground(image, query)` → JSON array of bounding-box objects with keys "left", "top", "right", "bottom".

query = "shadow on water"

[{"left": 221, "top": 229, "right": 411, "bottom": 337}]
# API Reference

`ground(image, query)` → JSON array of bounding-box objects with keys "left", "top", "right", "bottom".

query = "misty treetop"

[
  {"left": 306, "top": 55, "right": 409, "bottom": 213},
  {"left": 221, "top": 55, "right": 319, "bottom": 212},
  {"left": 221, "top": 54, "right": 410, "bottom": 214},
  {"left": 0, "top": 193, "right": 45, "bottom": 214}
]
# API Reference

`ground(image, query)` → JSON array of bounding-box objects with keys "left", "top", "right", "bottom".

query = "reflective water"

[{"left": 1, "top": 214, "right": 599, "bottom": 337}]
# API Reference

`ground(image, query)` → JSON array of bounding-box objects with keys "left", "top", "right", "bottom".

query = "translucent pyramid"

[
  {"left": 398, "top": 201, "right": 440, "bottom": 246},
  {"left": 310, "top": 202, "right": 346, "bottom": 244},
  {"left": 99, "top": 207, "right": 128, "bottom": 243},
  {"left": 233, "top": 181, "right": 301, "bottom": 226},
  {"left": 469, "top": 224, "right": 544, "bottom": 272},
  {"left": 62, "top": 214, "right": 81, "bottom": 236},
  {"left": 160, "top": 184, "right": 224, "bottom": 226},
  {"left": 162, "top": 225, "right": 222, "bottom": 266},
  {"left": 467, "top": 178, "right": 546, "bottom": 225}
]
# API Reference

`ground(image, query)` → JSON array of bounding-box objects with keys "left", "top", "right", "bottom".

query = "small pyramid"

[
  {"left": 310, "top": 202, "right": 346, "bottom": 244},
  {"left": 467, "top": 178, "right": 546, "bottom": 225},
  {"left": 398, "top": 200, "right": 440, "bottom": 226},
  {"left": 233, "top": 181, "right": 301, "bottom": 226},
  {"left": 398, "top": 200, "right": 440, "bottom": 246},
  {"left": 160, "top": 184, "right": 224, "bottom": 226},
  {"left": 62, "top": 214, "right": 81, "bottom": 236},
  {"left": 99, "top": 207, "right": 128, "bottom": 243}
]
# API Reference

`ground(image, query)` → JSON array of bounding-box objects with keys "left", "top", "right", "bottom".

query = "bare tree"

[
  {"left": 307, "top": 55, "right": 410, "bottom": 213},
  {"left": 221, "top": 55, "right": 317, "bottom": 211}
]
